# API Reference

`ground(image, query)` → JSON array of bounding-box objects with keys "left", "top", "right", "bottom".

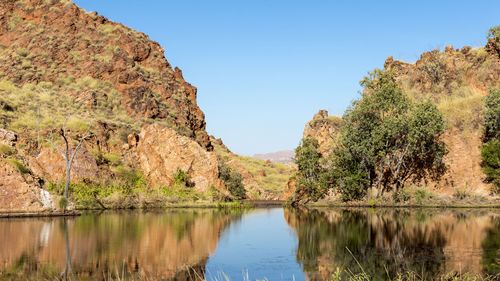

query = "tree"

[
  {"left": 483, "top": 88, "right": 500, "bottom": 143},
  {"left": 481, "top": 140, "right": 500, "bottom": 193},
  {"left": 481, "top": 88, "right": 500, "bottom": 193},
  {"left": 333, "top": 70, "right": 446, "bottom": 200},
  {"left": 292, "top": 137, "right": 328, "bottom": 204},
  {"left": 218, "top": 161, "right": 246, "bottom": 200},
  {"left": 59, "top": 127, "right": 92, "bottom": 210},
  {"left": 488, "top": 26, "right": 500, "bottom": 41}
]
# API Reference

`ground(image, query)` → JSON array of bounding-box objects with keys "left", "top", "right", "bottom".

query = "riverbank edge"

[
  {"left": 0, "top": 200, "right": 288, "bottom": 218},
  {"left": 308, "top": 202, "right": 500, "bottom": 208},
  {"left": 2, "top": 199, "right": 499, "bottom": 218}
]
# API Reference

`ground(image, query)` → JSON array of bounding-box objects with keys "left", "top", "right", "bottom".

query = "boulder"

[
  {"left": 0, "top": 160, "right": 50, "bottom": 212},
  {"left": 0, "top": 128, "right": 17, "bottom": 146},
  {"left": 137, "top": 124, "right": 222, "bottom": 191},
  {"left": 30, "top": 145, "right": 99, "bottom": 184}
]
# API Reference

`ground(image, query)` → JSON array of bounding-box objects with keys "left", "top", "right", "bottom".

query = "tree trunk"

[{"left": 64, "top": 164, "right": 71, "bottom": 199}]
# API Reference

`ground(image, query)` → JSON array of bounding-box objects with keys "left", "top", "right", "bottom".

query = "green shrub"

[
  {"left": 393, "top": 188, "right": 411, "bottom": 203},
  {"left": 488, "top": 25, "right": 500, "bottom": 41},
  {"left": 173, "top": 169, "right": 194, "bottom": 187},
  {"left": 112, "top": 165, "right": 146, "bottom": 190},
  {"left": 337, "top": 173, "right": 369, "bottom": 202},
  {"left": 414, "top": 188, "right": 431, "bottom": 205},
  {"left": 4, "top": 158, "right": 30, "bottom": 174},
  {"left": 161, "top": 185, "right": 204, "bottom": 202},
  {"left": 483, "top": 88, "right": 500, "bottom": 142},
  {"left": 102, "top": 152, "right": 121, "bottom": 166},
  {"left": 0, "top": 144, "right": 14, "bottom": 156},
  {"left": 58, "top": 197, "right": 68, "bottom": 210},
  {"left": 293, "top": 137, "right": 327, "bottom": 203},
  {"left": 218, "top": 160, "right": 246, "bottom": 200},
  {"left": 453, "top": 188, "right": 470, "bottom": 200},
  {"left": 481, "top": 140, "right": 500, "bottom": 193}
]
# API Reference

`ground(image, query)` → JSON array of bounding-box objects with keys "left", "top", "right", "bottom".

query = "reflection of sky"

[{"left": 206, "top": 208, "right": 305, "bottom": 281}]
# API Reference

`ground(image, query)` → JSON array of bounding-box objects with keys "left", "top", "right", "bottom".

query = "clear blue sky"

[{"left": 74, "top": 0, "right": 499, "bottom": 155}]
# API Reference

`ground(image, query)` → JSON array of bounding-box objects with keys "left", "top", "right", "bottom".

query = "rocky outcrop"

[
  {"left": 385, "top": 42, "right": 500, "bottom": 194},
  {"left": 29, "top": 146, "right": 99, "bottom": 184},
  {"left": 0, "top": 0, "right": 233, "bottom": 211},
  {"left": 0, "top": 160, "right": 48, "bottom": 212},
  {"left": 136, "top": 124, "right": 222, "bottom": 191},
  {"left": 303, "top": 110, "right": 342, "bottom": 157},
  {"left": 0, "top": 0, "right": 211, "bottom": 149},
  {"left": 0, "top": 128, "right": 16, "bottom": 146}
]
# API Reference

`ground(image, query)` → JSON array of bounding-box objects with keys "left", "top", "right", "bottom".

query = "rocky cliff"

[
  {"left": 301, "top": 38, "right": 500, "bottom": 196},
  {"left": 385, "top": 40, "right": 500, "bottom": 195},
  {"left": 0, "top": 0, "right": 228, "bottom": 211},
  {"left": 302, "top": 110, "right": 342, "bottom": 157}
]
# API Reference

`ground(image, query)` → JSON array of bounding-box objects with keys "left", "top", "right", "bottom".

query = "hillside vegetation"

[
  {"left": 0, "top": 0, "right": 287, "bottom": 212},
  {"left": 291, "top": 27, "right": 500, "bottom": 205},
  {"left": 212, "top": 138, "right": 295, "bottom": 200}
]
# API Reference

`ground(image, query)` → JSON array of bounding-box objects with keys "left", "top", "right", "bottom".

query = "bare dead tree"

[{"left": 60, "top": 128, "right": 92, "bottom": 206}]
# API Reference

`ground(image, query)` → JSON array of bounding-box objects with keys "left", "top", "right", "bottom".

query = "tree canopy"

[
  {"left": 333, "top": 70, "right": 447, "bottom": 200},
  {"left": 293, "top": 70, "right": 448, "bottom": 203},
  {"left": 481, "top": 88, "right": 500, "bottom": 194}
]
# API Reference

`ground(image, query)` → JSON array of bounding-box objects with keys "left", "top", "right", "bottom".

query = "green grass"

[
  {"left": 0, "top": 144, "right": 15, "bottom": 156},
  {"left": 4, "top": 158, "right": 30, "bottom": 174},
  {"left": 212, "top": 140, "right": 295, "bottom": 198}
]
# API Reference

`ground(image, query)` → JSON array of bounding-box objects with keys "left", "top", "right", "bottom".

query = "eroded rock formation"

[{"left": 137, "top": 124, "right": 222, "bottom": 191}]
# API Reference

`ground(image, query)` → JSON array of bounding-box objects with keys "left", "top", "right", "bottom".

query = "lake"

[{"left": 0, "top": 208, "right": 498, "bottom": 280}]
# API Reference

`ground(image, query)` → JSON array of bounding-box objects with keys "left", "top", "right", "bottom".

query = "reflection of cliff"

[
  {"left": 0, "top": 210, "right": 241, "bottom": 280},
  {"left": 285, "top": 208, "right": 499, "bottom": 280}
]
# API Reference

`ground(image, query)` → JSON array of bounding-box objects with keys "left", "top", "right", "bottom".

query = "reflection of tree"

[
  {"left": 60, "top": 218, "right": 72, "bottom": 281},
  {"left": 286, "top": 208, "right": 448, "bottom": 280},
  {"left": 481, "top": 217, "right": 500, "bottom": 276},
  {"left": 0, "top": 209, "right": 243, "bottom": 280}
]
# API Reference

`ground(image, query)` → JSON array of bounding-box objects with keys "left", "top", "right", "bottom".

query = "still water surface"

[{"left": 0, "top": 208, "right": 498, "bottom": 280}]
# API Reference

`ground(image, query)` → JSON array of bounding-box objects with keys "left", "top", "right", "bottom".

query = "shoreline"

[{"left": 1, "top": 199, "right": 499, "bottom": 218}]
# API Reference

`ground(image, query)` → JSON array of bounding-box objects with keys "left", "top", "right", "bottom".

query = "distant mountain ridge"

[{"left": 253, "top": 150, "right": 294, "bottom": 164}]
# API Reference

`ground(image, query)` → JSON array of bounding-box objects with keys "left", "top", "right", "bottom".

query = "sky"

[{"left": 73, "top": 0, "right": 500, "bottom": 155}]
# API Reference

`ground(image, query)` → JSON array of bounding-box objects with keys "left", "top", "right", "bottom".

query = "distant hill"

[{"left": 253, "top": 150, "right": 294, "bottom": 164}]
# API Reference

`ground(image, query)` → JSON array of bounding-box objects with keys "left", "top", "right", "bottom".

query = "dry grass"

[
  {"left": 0, "top": 78, "right": 134, "bottom": 138},
  {"left": 213, "top": 140, "right": 295, "bottom": 199}
]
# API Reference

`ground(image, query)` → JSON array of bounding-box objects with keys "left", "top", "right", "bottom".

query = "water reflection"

[
  {"left": 0, "top": 208, "right": 498, "bottom": 281},
  {"left": 0, "top": 209, "right": 242, "bottom": 280},
  {"left": 285, "top": 208, "right": 500, "bottom": 280}
]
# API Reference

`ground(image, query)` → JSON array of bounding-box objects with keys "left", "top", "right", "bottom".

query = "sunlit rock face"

[
  {"left": 137, "top": 124, "right": 223, "bottom": 191},
  {"left": 285, "top": 208, "right": 500, "bottom": 280},
  {"left": 29, "top": 146, "right": 99, "bottom": 183},
  {"left": 0, "top": 160, "right": 47, "bottom": 212},
  {"left": 0, "top": 210, "right": 241, "bottom": 280},
  {"left": 302, "top": 110, "right": 342, "bottom": 157}
]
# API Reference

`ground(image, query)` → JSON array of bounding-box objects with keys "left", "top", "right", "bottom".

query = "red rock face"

[
  {"left": 0, "top": 0, "right": 211, "bottom": 150},
  {"left": 136, "top": 124, "right": 223, "bottom": 191},
  {"left": 0, "top": 160, "right": 46, "bottom": 212}
]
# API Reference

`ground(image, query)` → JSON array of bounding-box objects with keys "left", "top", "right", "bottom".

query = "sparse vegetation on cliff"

[
  {"left": 212, "top": 137, "right": 295, "bottom": 200},
  {"left": 218, "top": 160, "right": 246, "bottom": 200}
]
